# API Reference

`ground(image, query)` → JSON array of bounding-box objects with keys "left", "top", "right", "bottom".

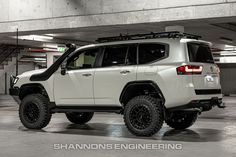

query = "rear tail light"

[{"left": 177, "top": 65, "right": 203, "bottom": 75}]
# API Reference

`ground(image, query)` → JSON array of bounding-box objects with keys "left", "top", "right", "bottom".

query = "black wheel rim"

[
  {"left": 23, "top": 103, "right": 40, "bottom": 123},
  {"left": 171, "top": 113, "right": 188, "bottom": 123},
  {"left": 129, "top": 104, "right": 152, "bottom": 130},
  {"left": 71, "top": 112, "right": 85, "bottom": 118}
]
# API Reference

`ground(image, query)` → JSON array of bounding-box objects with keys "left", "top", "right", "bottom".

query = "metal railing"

[{"left": 0, "top": 47, "right": 17, "bottom": 65}]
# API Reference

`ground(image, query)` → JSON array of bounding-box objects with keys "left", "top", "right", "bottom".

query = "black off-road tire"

[
  {"left": 166, "top": 111, "right": 198, "bottom": 130},
  {"left": 19, "top": 94, "right": 52, "bottom": 129},
  {"left": 65, "top": 112, "right": 94, "bottom": 124},
  {"left": 124, "top": 95, "right": 164, "bottom": 136}
]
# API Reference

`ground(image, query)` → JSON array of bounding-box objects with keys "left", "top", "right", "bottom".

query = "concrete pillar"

[
  {"left": 165, "top": 26, "right": 185, "bottom": 33},
  {"left": 46, "top": 52, "right": 62, "bottom": 68}
]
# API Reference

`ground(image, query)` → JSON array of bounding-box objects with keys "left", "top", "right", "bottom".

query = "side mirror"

[{"left": 61, "top": 61, "right": 67, "bottom": 75}]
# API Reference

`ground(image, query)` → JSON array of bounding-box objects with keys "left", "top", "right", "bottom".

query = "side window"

[
  {"left": 138, "top": 43, "right": 167, "bottom": 64},
  {"left": 102, "top": 45, "right": 128, "bottom": 67},
  {"left": 66, "top": 48, "right": 99, "bottom": 70}
]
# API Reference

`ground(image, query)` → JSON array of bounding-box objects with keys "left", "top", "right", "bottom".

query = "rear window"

[{"left": 187, "top": 43, "right": 214, "bottom": 63}]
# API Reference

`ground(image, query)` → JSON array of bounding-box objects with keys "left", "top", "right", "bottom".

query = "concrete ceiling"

[{"left": 0, "top": 18, "right": 236, "bottom": 49}]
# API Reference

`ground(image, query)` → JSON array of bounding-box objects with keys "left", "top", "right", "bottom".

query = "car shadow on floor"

[
  {"left": 162, "top": 128, "right": 224, "bottom": 142},
  {"left": 19, "top": 122, "right": 225, "bottom": 142}
]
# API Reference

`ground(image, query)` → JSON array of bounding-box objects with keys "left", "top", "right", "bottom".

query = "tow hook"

[
  {"left": 212, "top": 97, "right": 226, "bottom": 109},
  {"left": 217, "top": 102, "right": 226, "bottom": 108}
]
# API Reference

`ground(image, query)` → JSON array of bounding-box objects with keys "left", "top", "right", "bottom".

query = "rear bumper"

[
  {"left": 168, "top": 97, "right": 224, "bottom": 112},
  {"left": 9, "top": 87, "right": 19, "bottom": 96}
]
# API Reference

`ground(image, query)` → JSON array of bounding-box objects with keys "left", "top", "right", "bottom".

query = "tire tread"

[
  {"left": 124, "top": 95, "right": 164, "bottom": 136},
  {"left": 19, "top": 94, "right": 51, "bottom": 129}
]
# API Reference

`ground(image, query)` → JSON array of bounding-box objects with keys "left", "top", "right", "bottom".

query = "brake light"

[{"left": 177, "top": 65, "right": 203, "bottom": 75}]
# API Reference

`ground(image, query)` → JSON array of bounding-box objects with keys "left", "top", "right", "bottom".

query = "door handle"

[
  {"left": 120, "top": 70, "right": 130, "bottom": 74},
  {"left": 82, "top": 73, "right": 92, "bottom": 77}
]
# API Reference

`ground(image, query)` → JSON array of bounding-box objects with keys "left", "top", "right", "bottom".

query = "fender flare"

[
  {"left": 19, "top": 83, "right": 48, "bottom": 100},
  {"left": 119, "top": 80, "right": 165, "bottom": 105}
]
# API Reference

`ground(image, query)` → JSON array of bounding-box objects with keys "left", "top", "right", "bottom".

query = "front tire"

[
  {"left": 65, "top": 112, "right": 94, "bottom": 124},
  {"left": 19, "top": 94, "right": 51, "bottom": 129},
  {"left": 166, "top": 111, "right": 198, "bottom": 130},
  {"left": 124, "top": 95, "right": 164, "bottom": 136}
]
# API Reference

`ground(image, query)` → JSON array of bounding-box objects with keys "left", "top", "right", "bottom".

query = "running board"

[{"left": 51, "top": 106, "right": 123, "bottom": 113}]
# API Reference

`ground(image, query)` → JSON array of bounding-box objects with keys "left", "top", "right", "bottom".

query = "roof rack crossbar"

[{"left": 96, "top": 31, "right": 201, "bottom": 43}]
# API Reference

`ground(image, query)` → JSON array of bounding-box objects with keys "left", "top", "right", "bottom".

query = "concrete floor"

[{"left": 0, "top": 95, "right": 236, "bottom": 157}]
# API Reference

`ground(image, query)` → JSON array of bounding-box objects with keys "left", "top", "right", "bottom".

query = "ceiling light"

[
  {"left": 220, "top": 57, "right": 236, "bottom": 63},
  {"left": 43, "top": 48, "right": 58, "bottom": 52},
  {"left": 43, "top": 43, "right": 58, "bottom": 49},
  {"left": 34, "top": 58, "right": 46, "bottom": 61},
  {"left": 219, "top": 52, "right": 236, "bottom": 56},
  {"left": 29, "top": 35, "right": 53, "bottom": 40},
  {"left": 220, "top": 37, "right": 233, "bottom": 44},
  {"left": 225, "top": 44, "right": 235, "bottom": 48},
  {"left": 224, "top": 44, "right": 236, "bottom": 51},
  {"left": 45, "top": 34, "right": 54, "bottom": 36},
  {"left": 13, "top": 35, "right": 53, "bottom": 41}
]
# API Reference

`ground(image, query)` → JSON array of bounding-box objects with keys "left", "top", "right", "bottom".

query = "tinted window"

[
  {"left": 126, "top": 45, "right": 137, "bottom": 65},
  {"left": 102, "top": 45, "right": 128, "bottom": 67},
  {"left": 138, "top": 44, "right": 166, "bottom": 64},
  {"left": 187, "top": 43, "right": 214, "bottom": 63},
  {"left": 67, "top": 48, "right": 99, "bottom": 70}
]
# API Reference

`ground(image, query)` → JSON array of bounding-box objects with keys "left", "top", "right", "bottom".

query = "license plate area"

[{"left": 204, "top": 74, "right": 219, "bottom": 87}]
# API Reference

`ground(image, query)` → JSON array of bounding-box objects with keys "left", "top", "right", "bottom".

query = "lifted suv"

[{"left": 10, "top": 32, "right": 224, "bottom": 136}]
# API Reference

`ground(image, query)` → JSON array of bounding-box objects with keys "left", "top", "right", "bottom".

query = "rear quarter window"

[
  {"left": 138, "top": 43, "right": 168, "bottom": 64},
  {"left": 187, "top": 43, "right": 214, "bottom": 63}
]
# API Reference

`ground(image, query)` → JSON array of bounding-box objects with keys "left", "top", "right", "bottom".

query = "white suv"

[{"left": 10, "top": 32, "right": 224, "bottom": 136}]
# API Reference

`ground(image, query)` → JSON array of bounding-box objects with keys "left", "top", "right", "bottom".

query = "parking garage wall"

[
  {"left": 0, "top": 62, "right": 34, "bottom": 94},
  {"left": 218, "top": 64, "right": 236, "bottom": 95}
]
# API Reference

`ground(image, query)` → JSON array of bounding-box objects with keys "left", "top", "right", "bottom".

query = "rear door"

[
  {"left": 94, "top": 44, "right": 137, "bottom": 105},
  {"left": 187, "top": 42, "right": 221, "bottom": 92}
]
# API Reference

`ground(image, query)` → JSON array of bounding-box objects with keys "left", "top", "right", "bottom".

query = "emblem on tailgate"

[{"left": 206, "top": 75, "right": 214, "bottom": 82}]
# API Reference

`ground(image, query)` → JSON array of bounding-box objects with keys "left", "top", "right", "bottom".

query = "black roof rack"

[{"left": 96, "top": 31, "right": 201, "bottom": 43}]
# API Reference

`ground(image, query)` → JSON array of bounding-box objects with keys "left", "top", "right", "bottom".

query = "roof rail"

[{"left": 96, "top": 31, "right": 201, "bottom": 43}]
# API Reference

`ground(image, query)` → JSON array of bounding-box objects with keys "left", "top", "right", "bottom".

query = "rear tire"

[
  {"left": 166, "top": 111, "right": 198, "bottom": 130},
  {"left": 65, "top": 112, "right": 94, "bottom": 124},
  {"left": 124, "top": 95, "right": 164, "bottom": 136},
  {"left": 19, "top": 94, "right": 51, "bottom": 129}
]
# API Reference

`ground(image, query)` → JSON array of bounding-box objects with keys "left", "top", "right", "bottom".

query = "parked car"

[{"left": 10, "top": 31, "right": 225, "bottom": 136}]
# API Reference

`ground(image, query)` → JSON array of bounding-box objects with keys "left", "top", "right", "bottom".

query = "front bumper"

[
  {"left": 168, "top": 97, "right": 225, "bottom": 112},
  {"left": 9, "top": 87, "right": 19, "bottom": 96},
  {"left": 9, "top": 75, "right": 19, "bottom": 96}
]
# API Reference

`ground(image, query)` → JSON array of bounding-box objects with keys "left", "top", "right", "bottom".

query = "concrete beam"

[
  {"left": 165, "top": 26, "right": 185, "bottom": 32},
  {"left": 0, "top": 1, "right": 236, "bottom": 34}
]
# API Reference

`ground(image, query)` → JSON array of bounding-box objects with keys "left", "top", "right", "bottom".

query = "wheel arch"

[
  {"left": 119, "top": 81, "right": 166, "bottom": 106},
  {"left": 19, "top": 83, "right": 49, "bottom": 100}
]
